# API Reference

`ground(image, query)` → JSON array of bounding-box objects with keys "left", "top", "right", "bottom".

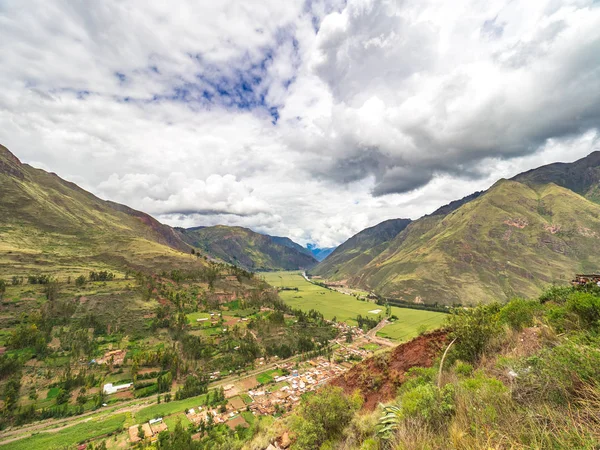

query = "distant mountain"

[
  {"left": 313, "top": 152, "right": 600, "bottom": 305},
  {"left": 0, "top": 145, "right": 201, "bottom": 274},
  {"left": 180, "top": 226, "right": 318, "bottom": 271},
  {"left": 270, "top": 236, "right": 314, "bottom": 258},
  {"left": 310, "top": 218, "right": 412, "bottom": 280},
  {"left": 309, "top": 246, "right": 336, "bottom": 262}
]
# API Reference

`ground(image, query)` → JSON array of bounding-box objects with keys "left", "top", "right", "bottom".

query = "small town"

[{"left": 121, "top": 323, "right": 379, "bottom": 446}]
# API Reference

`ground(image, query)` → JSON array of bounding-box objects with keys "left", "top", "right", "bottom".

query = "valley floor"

[{"left": 261, "top": 271, "right": 446, "bottom": 342}]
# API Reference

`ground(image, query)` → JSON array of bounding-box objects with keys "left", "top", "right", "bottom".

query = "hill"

[
  {"left": 512, "top": 150, "right": 600, "bottom": 202},
  {"left": 309, "top": 218, "right": 412, "bottom": 281},
  {"left": 314, "top": 152, "right": 600, "bottom": 305},
  {"left": 270, "top": 235, "right": 314, "bottom": 258},
  {"left": 0, "top": 144, "right": 203, "bottom": 276},
  {"left": 179, "top": 226, "right": 318, "bottom": 271}
]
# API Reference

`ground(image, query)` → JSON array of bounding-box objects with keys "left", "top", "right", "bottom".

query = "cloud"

[
  {"left": 288, "top": 0, "right": 600, "bottom": 195},
  {"left": 0, "top": 0, "right": 599, "bottom": 248},
  {"left": 98, "top": 172, "right": 271, "bottom": 217}
]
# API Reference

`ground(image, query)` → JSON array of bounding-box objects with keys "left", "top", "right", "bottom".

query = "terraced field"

[{"left": 262, "top": 271, "right": 446, "bottom": 342}]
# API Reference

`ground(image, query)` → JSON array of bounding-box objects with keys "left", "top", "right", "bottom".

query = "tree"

[
  {"left": 0, "top": 279, "right": 6, "bottom": 301},
  {"left": 76, "top": 388, "right": 88, "bottom": 405},
  {"left": 137, "top": 424, "right": 145, "bottom": 440},
  {"left": 44, "top": 279, "right": 59, "bottom": 303},
  {"left": 56, "top": 388, "right": 71, "bottom": 405},
  {"left": 75, "top": 275, "right": 87, "bottom": 287},
  {"left": 345, "top": 330, "right": 353, "bottom": 343}
]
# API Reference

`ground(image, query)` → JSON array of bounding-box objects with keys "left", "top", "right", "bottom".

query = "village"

[{"left": 123, "top": 321, "right": 380, "bottom": 445}]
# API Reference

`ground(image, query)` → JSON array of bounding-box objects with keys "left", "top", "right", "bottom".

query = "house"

[{"left": 103, "top": 382, "right": 132, "bottom": 395}]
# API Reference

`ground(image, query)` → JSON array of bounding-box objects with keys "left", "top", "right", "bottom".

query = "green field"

[
  {"left": 256, "top": 368, "right": 283, "bottom": 384},
  {"left": 164, "top": 412, "right": 191, "bottom": 430},
  {"left": 262, "top": 271, "right": 446, "bottom": 341},
  {"left": 134, "top": 393, "right": 208, "bottom": 423},
  {"left": 0, "top": 413, "right": 126, "bottom": 450}
]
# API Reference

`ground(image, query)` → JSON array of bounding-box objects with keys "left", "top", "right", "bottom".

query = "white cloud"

[{"left": 0, "top": 0, "right": 599, "bottom": 248}]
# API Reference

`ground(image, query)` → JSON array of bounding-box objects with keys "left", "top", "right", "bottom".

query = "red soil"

[{"left": 330, "top": 329, "right": 449, "bottom": 410}]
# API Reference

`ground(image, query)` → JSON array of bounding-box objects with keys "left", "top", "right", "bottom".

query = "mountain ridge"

[
  {"left": 313, "top": 152, "right": 600, "bottom": 305},
  {"left": 179, "top": 225, "right": 318, "bottom": 271}
]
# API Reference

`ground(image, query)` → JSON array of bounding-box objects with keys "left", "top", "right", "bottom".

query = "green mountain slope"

[
  {"left": 353, "top": 180, "right": 600, "bottom": 305},
  {"left": 270, "top": 235, "right": 315, "bottom": 258},
  {"left": 512, "top": 151, "right": 600, "bottom": 202},
  {"left": 179, "top": 226, "right": 318, "bottom": 271},
  {"left": 310, "top": 218, "right": 412, "bottom": 280},
  {"left": 0, "top": 145, "right": 202, "bottom": 275}
]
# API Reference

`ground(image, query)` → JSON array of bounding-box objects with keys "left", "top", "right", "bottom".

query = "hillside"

[
  {"left": 513, "top": 150, "right": 600, "bottom": 202},
  {"left": 0, "top": 144, "right": 202, "bottom": 276},
  {"left": 310, "top": 218, "right": 412, "bottom": 281},
  {"left": 179, "top": 226, "right": 318, "bottom": 271},
  {"left": 312, "top": 152, "right": 600, "bottom": 306},
  {"left": 353, "top": 180, "right": 600, "bottom": 305}
]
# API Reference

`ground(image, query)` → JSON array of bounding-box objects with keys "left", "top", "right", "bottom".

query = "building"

[{"left": 103, "top": 382, "right": 132, "bottom": 395}]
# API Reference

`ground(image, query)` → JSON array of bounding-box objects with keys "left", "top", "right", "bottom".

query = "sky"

[{"left": 1, "top": 0, "right": 599, "bottom": 248}]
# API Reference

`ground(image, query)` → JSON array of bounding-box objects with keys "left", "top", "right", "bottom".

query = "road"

[
  {"left": 0, "top": 351, "right": 305, "bottom": 445},
  {"left": 365, "top": 319, "right": 396, "bottom": 347}
]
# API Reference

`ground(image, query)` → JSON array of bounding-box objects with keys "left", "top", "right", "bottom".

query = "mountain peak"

[{"left": 0, "top": 144, "right": 25, "bottom": 179}]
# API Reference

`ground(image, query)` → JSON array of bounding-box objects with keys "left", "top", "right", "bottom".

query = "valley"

[
  {"left": 262, "top": 271, "right": 446, "bottom": 343},
  {"left": 2, "top": 145, "right": 600, "bottom": 449}
]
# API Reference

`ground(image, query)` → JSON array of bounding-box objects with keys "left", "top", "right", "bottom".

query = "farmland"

[{"left": 262, "top": 271, "right": 446, "bottom": 341}]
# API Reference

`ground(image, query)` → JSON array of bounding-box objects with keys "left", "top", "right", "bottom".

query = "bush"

[
  {"left": 447, "top": 304, "right": 502, "bottom": 363},
  {"left": 399, "top": 383, "right": 455, "bottom": 428},
  {"left": 291, "top": 386, "right": 362, "bottom": 449},
  {"left": 499, "top": 298, "right": 542, "bottom": 330},
  {"left": 539, "top": 285, "right": 573, "bottom": 304},
  {"left": 453, "top": 372, "right": 511, "bottom": 437},
  {"left": 565, "top": 292, "right": 600, "bottom": 328},
  {"left": 453, "top": 361, "right": 473, "bottom": 378}
]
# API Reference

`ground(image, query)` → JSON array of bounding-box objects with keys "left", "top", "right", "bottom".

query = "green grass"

[
  {"left": 0, "top": 413, "right": 126, "bottom": 450},
  {"left": 135, "top": 394, "right": 208, "bottom": 423},
  {"left": 46, "top": 387, "right": 60, "bottom": 399},
  {"left": 256, "top": 368, "right": 283, "bottom": 384},
  {"left": 263, "top": 271, "right": 446, "bottom": 340},
  {"left": 241, "top": 411, "right": 255, "bottom": 425},
  {"left": 240, "top": 393, "right": 253, "bottom": 405},
  {"left": 186, "top": 311, "right": 211, "bottom": 327},
  {"left": 164, "top": 413, "right": 191, "bottom": 430},
  {"left": 377, "top": 309, "right": 447, "bottom": 341},
  {"left": 360, "top": 343, "right": 380, "bottom": 352}
]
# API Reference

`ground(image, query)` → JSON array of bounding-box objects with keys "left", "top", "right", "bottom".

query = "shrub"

[
  {"left": 447, "top": 303, "right": 502, "bottom": 363},
  {"left": 539, "top": 285, "right": 573, "bottom": 304},
  {"left": 453, "top": 361, "right": 473, "bottom": 378},
  {"left": 499, "top": 298, "right": 542, "bottom": 330},
  {"left": 291, "top": 386, "right": 362, "bottom": 449},
  {"left": 400, "top": 383, "right": 455, "bottom": 427},
  {"left": 565, "top": 292, "right": 600, "bottom": 329}
]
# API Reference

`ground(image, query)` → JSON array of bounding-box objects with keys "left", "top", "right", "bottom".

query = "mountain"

[
  {"left": 270, "top": 236, "right": 314, "bottom": 258},
  {"left": 310, "top": 218, "right": 412, "bottom": 280},
  {"left": 512, "top": 151, "right": 600, "bottom": 202},
  {"left": 309, "top": 246, "right": 336, "bottom": 262},
  {"left": 179, "top": 226, "right": 318, "bottom": 271},
  {"left": 0, "top": 145, "right": 202, "bottom": 275},
  {"left": 313, "top": 152, "right": 600, "bottom": 305}
]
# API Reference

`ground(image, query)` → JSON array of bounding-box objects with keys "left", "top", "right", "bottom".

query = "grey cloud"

[{"left": 301, "top": 0, "right": 600, "bottom": 196}]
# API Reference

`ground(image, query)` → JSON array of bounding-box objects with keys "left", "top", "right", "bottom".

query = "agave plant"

[{"left": 377, "top": 403, "right": 403, "bottom": 439}]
